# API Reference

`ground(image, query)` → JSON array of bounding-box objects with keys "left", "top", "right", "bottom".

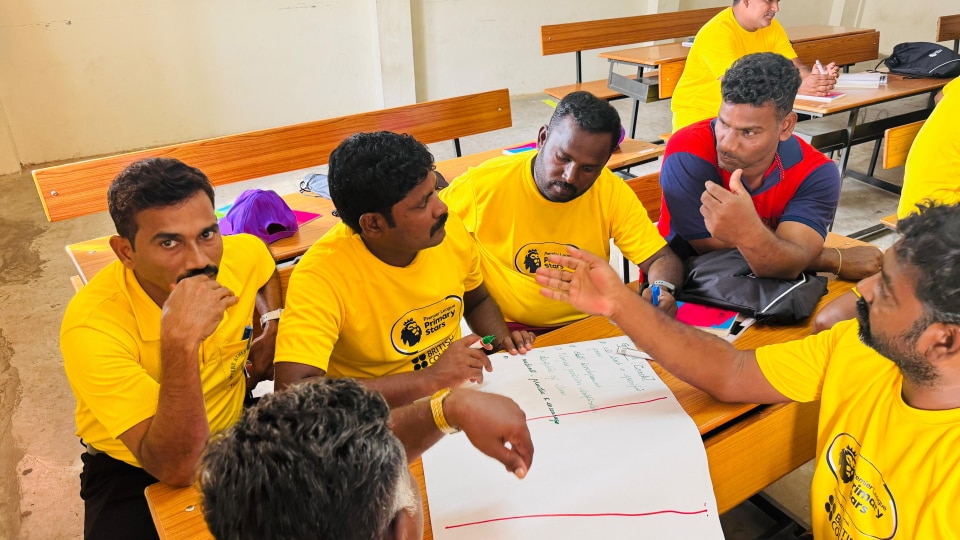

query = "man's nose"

[
  {"left": 433, "top": 197, "right": 448, "bottom": 217},
  {"left": 185, "top": 241, "right": 212, "bottom": 269}
]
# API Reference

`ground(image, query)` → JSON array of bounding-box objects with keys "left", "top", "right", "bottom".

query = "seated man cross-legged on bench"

[{"left": 659, "top": 52, "right": 880, "bottom": 281}]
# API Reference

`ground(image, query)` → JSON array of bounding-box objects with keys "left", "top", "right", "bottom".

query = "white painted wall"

[
  {"left": 410, "top": 0, "right": 656, "bottom": 100},
  {"left": 0, "top": 1, "right": 382, "bottom": 167},
  {"left": 856, "top": 0, "right": 959, "bottom": 53}
]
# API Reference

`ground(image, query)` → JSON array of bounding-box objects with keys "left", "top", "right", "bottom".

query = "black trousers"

[{"left": 79, "top": 450, "right": 160, "bottom": 540}]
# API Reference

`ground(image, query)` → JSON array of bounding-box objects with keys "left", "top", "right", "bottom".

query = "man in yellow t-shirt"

[
  {"left": 897, "top": 78, "right": 960, "bottom": 218},
  {"left": 275, "top": 132, "right": 535, "bottom": 406},
  {"left": 538, "top": 202, "right": 960, "bottom": 539},
  {"left": 671, "top": 0, "right": 838, "bottom": 132},
  {"left": 441, "top": 91, "right": 683, "bottom": 330},
  {"left": 60, "top": 158, "right": 282, "bottom": 540},
  {"left": 813, "top": 79, "right": 960, "bottom": 333}
]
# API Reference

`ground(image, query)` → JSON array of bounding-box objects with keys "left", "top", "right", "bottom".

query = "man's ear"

[
  {"left": 778, "top": 111, "right": 798, "bottom": 141},
  {"left": 109, "top": 235, "right": 136, "bottom": 270},
  {"left": 386, "top": 508, "right": 422, "bottom": 540},
  {"left": 537, "top": 125, "right": 549, "bottom": 148},
  {"left": 922, "top": 323, "right": 960, "bottom": 365},
  {"left": 359, "top": 213, "right": 385, "bottom": 238}
]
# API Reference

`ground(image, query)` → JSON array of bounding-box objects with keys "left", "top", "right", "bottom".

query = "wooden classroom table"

[
  {"left": 786, "top": 24, "right": 873, "bottom": 43},
  {"left": 793, "top": 74, "right": 950, "bottom": 193},
  {"left": 143, "top": 234, "right": 865, "bottom": 539},
  {"left": 66, "top": 140, "right": 663, "bottom": 284}
]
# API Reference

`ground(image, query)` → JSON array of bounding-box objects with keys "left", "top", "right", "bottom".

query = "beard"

[{"left": 856, "top": 297, "right": 939, "bottom": 386}]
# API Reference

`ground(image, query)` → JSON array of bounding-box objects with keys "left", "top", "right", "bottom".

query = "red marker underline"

[
  {"left": 445, "top": 508, "right": 710, "bottom": 529},
  {"left": 526, "top": 396, "right": 668, "bottom": 422}
]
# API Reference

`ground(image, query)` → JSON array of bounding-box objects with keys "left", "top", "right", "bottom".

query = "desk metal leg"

[
  {"left": 836, "top": 108, "right": 860, "bottom": 181},
  {"left": 628, "top": 66, "right": 642, "bottom": 139}
]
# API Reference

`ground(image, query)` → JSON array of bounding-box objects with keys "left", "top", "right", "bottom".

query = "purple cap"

[{"left": 220, "top": 189, "right": 298, "bottom": 244}]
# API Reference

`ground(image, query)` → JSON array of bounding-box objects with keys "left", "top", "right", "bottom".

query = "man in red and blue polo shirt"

[{"left": 659, "top": 52, "right": 880, "bottom": 280}]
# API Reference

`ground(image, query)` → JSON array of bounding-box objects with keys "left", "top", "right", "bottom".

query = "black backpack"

[{"left": 878, "top": 42, "right": 960, "bottom": 78}]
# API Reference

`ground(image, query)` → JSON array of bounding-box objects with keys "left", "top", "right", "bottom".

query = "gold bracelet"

[
  {"left": 834, "top": 247, "right": 843, "bottom": 276},
  {"left": 429, "top": 388, "right": 460, "bottom": 435}
]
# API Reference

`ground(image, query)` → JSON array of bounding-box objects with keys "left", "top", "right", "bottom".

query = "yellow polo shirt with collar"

[{"left": 60, "top": 233, "right": 275, "bottom": 467}]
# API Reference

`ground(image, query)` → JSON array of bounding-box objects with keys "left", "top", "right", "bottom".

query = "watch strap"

[
  {"left": 652, "top": 280, "right": 677, "bottom": 296},
  {"left": 259, "top": 308, "right": 284, "bottom": 328}
]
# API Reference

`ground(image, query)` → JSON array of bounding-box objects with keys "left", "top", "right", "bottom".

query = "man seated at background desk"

[
  {"left": 671, "top": 0, "right": 838, "bottom": 133},
  {"left": 60, "top": 158, "right": 282, "bottom": 540},
  {"left": 275, "top": 132, "right": 534, "bottom": 406},
  {"left": 441, "top": 91, "right": 683, "bottom": 332},
  {"left": 660, "top": 53, "right": 880, "bottom": 281},
  {"left": 538, "top": 202, "right": 960, "bottom": 539},
  {"left": 201, "top": 378, "right": 534, "bottom": 539},
  {"left": 813, "top": 78, "right": 960, "bottom": 333}
]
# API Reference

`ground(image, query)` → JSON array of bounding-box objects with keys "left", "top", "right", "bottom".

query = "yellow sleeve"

[
  {"left": 770, "top": 20, "right": 798, "bottom": 59},
  {"left": 755, "top": 319, "right": 852, "bottom": 402},
  {"left": 696, "top": 22, "right": 745, "bottom": 79},
  {"left": 62, "top": 323, "right": 160, "bottom": 439},
  {"left": 274, "top": 255, "right": 342, "bottom": 372},
  {"left": 608, "top": 176, "right": 666, "bottom": 265},
  {"left": 439, "top": 171, "right": 479, "bottom": 234}
]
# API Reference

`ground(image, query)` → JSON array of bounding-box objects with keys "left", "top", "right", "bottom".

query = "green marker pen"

[{"left": 469, "top": 335, "right": 496, "bottom": 349}]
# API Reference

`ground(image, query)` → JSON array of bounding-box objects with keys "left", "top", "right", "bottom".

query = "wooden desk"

[
  {"left": 145, "top": 234, "right": 862, "bottom": 538},
  {"left": 793, "top": 74, "right": 949, "bottom": 193},
  {"left": 66, "top": 140, "right": 664, "bottom": 284},
  {"left": 786, "top": 25, "right": 873, "bottom": 43}
]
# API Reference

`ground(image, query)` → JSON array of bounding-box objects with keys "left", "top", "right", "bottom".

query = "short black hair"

[
  {"left": 200, "top": 378, "right": 407, "bottom": 540},
  {"left": 107, "top": 157, "right": 215, "bottom": 248},
  {"left": 328, "top": 131, "right": 435, "bottom": 233},
  {"left": 721, "top": 52, "right": 801, "bottom": 120},
  {"left": 548, "top": 91, "right": 622, "bottom": 152},
  {"left": 894, "top": 202, "right": 960, "bottom": 324}
]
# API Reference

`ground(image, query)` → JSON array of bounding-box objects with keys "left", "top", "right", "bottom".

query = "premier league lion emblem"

[
  {"left": 523, "top": 249, "right": 542, "bottom": 273},
  {"left": 399, "top": 318, "right": 422, "bottom": 347}
]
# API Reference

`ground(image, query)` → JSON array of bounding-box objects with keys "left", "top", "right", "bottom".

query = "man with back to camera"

[
  {"left": 60, "top": 157, "right": 282, "bottom": 539},
  {"left": 275, "top": 131, "right": 535, "bottom": 405},
  {"left": 199, "top": 377, "right": 535, "bottom": 539},
  {"left": 441, "top": 91, "right": 684, "bottom": 332},
  {"left": 660, "top": 52, "right": 880, "bottom": 281},
  {"left": 537, "top": 202, "right": 960, "bottom": 539},
  {"left": 671, "top": 0, "right": 839, "bottom": 133}
]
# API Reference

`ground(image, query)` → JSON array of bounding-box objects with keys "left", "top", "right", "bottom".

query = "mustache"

[
  {"left": 430, "top": 213, "right": 449, "bottom": 236},
  {"left": 550, "top": 181, "right": 576, "bottom": 192},
  {"left": 176, "top": 265, "right": 219, "bottom": 283}
]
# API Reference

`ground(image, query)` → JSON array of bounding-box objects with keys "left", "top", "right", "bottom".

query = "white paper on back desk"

[{"left": 421, "top": 337, "right": 723, "bottom": 539}]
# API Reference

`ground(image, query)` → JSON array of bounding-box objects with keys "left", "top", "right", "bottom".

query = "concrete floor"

[{"left": 0, "top": 87, "right": 910, "bottom": 538}]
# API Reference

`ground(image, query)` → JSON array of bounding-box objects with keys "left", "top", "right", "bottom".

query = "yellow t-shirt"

[
  {"left": 441, "top": 152, "right": 665, "bottom": 328},
  {"left": 897, "top": 77, "right": 960, "bottom": 218},
  {"left": 756, "top": 319, "right": 960, "bottom": 539},
  {"left": 275, "top": 214, "right": 482, "bottom": 379},
  {"left": 671, "top": 7, "right": 797, "bottom": 132},
  {"left": 60, "top": 234, "right": 276, "bottom": 467}
]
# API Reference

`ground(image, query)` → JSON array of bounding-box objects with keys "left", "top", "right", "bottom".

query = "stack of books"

[{"left": 834, "top": 72, "right": 887, "bottom": 89}]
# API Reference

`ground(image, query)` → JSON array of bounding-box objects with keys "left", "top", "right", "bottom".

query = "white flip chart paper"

[{"left": 421, "top": 337, "right": 723, "bottom": 539}]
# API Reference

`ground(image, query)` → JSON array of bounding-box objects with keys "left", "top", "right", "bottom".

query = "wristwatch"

[
  {"left": 259, "top": 308, "right": 284, "bottom": 328},
  {"left": 430, "top": 388, "right": 461, "bottom": 435},
  {"left": 652, "top": 280, "right": 677, "bottom": 296}
]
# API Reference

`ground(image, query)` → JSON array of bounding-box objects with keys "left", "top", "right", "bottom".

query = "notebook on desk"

[{"left": 796, "top": 91, "right": 846, "bottom": 103}]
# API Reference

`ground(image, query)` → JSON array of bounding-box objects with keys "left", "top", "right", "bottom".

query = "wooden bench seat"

[
  {"left": 544, "top": 80, "right": 624, "bottom": 101},
  {"left": 882, "top": 120, "right": 925, "bottom": 169},
  {"left": 540, "top": 7, "right": 722, "bottom": 101},
  {"left": 34, "top": 89, "right": 513, "bottom": 223},
  {"left": 792, "top": 30, "right": 880, "bottom": 69},
  {"left": 939, "top": 14, "right": 960, "bottom": 52}
]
